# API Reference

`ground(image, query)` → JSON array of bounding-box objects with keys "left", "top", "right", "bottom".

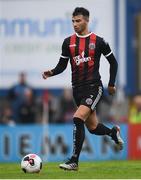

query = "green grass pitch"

[{"left": 0, "top": 160, "right": 141, "bottom": 179}]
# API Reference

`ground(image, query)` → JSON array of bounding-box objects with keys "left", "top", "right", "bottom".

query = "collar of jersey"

[{"left": 75, "top": 32, "right": 92, "bottom": 38}]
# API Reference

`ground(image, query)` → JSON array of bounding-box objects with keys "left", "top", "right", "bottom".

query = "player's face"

[{"left": 72, "top": 15, "right": 88, "bottom": 34}]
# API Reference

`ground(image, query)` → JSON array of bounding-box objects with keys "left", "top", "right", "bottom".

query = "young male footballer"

[{"left": 42, "top": 7, "right": 124, "bottom": 171}]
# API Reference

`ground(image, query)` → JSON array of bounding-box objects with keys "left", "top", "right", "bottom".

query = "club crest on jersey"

[
  {"left": 89, "top": 43, "right": 95, "bottom": 50},
  {"left": 73, "top": 51, "right": 91, "bottom": 66},
  {"left": 86, "top": 98, "right": 93, "bottom": 105}
]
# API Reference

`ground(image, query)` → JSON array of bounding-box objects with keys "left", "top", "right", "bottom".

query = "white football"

[{"left": 21, "top": 154, "right": 42, "bottom": 173}]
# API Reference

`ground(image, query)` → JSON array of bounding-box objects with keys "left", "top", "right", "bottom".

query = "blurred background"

[{"left": 0, "top": 0, "right": 141, "bottom": 162}]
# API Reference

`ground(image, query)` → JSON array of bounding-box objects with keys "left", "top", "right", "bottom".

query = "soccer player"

[{"left": 42, "top": 7, "right": 124, "bottom": 171}]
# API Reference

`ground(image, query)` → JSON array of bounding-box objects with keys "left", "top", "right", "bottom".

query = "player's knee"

[
  {"left": 73, "top": 114, "right": 85, "bottom": 121},
  {"left": 73, "top": 105, "right": 91, "bottom": 120},
  {"left": 73, "top": 111, "right": 89, "bottom": 121}
]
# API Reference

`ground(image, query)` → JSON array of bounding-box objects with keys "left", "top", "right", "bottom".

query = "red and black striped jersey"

[{"left": 52, "top": 32, "right": 118, "bottom": 88}]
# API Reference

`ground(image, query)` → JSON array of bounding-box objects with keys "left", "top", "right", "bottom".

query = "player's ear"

[{"left": 84, "top": 16, "right": 89, "bottom": 22}]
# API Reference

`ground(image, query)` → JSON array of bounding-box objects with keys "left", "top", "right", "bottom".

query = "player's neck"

[{"left": 78, "top": 29, "right": 89, "bottom": 36}]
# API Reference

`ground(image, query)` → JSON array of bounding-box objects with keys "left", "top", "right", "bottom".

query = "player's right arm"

[
  {"left": 42, "top": 38, "right": 70, "bottom": 80},
  {"left": 42, "top": 57, "right": 69, "bottom": 79}
]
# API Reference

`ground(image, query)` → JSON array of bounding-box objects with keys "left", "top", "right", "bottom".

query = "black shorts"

[{"left": 73, "top": 83, "right": 103, "bottom": 111}]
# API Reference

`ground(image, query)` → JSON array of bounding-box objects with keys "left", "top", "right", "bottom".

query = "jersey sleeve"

[
  {"left": 61, "top": 38, "right": 70, "bottom": 59},
  {"left": 51, "top": 57, "right": 69, "bottom": 76},
  {"left": 100, "top": 38, "right": 112, "bottom": 57},
  {"left": 100, "top": 37, "right": 118, "bottom": 86}
]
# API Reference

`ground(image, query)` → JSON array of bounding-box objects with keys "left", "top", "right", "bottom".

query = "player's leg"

[
  {"left": 59, "top": 104, "right": 91, "bottom": 171},
  {"left": 60, "top": 84, "right": 104, "bottom": 170},
  {"left": 85, "top": 110, "right": 124, "bottom": 150}
]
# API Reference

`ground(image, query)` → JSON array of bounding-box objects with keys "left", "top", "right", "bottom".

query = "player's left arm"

[{"left": 101, "top": 39, "right": 118, "bottom": 95}]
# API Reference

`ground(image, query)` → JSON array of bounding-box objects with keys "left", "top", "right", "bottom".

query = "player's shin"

[{"left": 71, "top": 117, "right": 85, "bottom": 162}]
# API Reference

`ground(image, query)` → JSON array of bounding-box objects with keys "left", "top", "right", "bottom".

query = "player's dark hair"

[{"left": 72, "top": 7, "right": 89, "bottom": 18}]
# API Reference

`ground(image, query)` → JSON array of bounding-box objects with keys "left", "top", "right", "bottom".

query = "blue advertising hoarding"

[{"left": 0, "top": 124, "right": 128, "bottom": 162}]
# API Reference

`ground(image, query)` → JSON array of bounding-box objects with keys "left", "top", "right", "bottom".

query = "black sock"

[
  {"left": 89, "top": 123, "right": 112, "bottom": 136},
  {"left": 72, "top": 117, "right": 85, "bottom": 162}
]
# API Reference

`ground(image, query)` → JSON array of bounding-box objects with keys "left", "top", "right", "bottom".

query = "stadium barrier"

[{"left": 0, "top": 124, "right": 128, "bottom": 162}]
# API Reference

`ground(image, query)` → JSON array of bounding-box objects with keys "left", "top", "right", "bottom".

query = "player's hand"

[
  {"left": 108, "top": 86, "right": 116, "bottom": 95},
  {"left": 42, "top": 70, "right": 53, "bottom": 79}
]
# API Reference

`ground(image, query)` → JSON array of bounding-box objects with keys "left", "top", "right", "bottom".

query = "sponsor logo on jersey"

[{"left": 73, "top": 51, "right": 91, "bottom": 66}]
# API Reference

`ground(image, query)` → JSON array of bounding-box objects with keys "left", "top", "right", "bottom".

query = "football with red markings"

[{"left": 21, "top": 154, "right": 42, "bottom": 173}]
